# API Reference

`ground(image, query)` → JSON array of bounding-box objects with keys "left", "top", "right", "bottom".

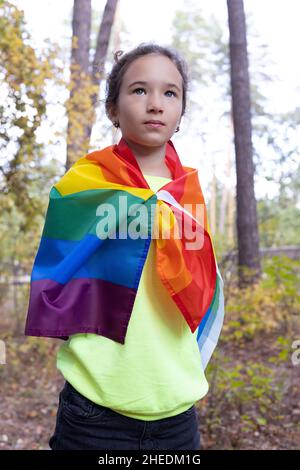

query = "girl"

[{"left": 25, "top": 42, "right": 224, "bottom": 450}]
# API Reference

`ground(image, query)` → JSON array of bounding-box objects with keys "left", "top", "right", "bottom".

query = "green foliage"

[
  {"left": 0, "top": 0, "right": 64, "bottom": 232},
  {"left": 0, "top": 1, "right": 65, "bottom": 280},
  {"left": 198, "top": 255, "right": 300, "bottom": 447},
  {"left": 200, "top": 350, "right": 287, "bottom": 447},
  {"left": 268, "top": 336, "right": 290, "bottom": 364},
  {"left": 0, "top": 332, "right": 59, "bottom": 386},
  {"left": 258, "top": 198, "right": 300, "bottom": 247},
  {"left": 222, "top": 256, "right": 300, "bottom": 343}
]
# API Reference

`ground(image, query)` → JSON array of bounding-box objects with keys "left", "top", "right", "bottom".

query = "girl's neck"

[
  {"left": 126, "top": 141, "right": 172, "bottom": 178},
  {"left": 140, "top": 163, "right": 172, "bottom": 178}
]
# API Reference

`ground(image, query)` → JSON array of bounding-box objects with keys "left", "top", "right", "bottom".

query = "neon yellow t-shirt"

[{"left": 56, "top": 174, "right": 209, "bottom": 421}]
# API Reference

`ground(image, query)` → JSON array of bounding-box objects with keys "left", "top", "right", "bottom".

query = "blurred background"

[{"left": 0, "top": 0, "right": 299, "bottom": 450}]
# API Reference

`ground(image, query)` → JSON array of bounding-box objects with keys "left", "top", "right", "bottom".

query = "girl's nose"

[{"left": 147, "top": 93, "right": 164, "bottom": 112}]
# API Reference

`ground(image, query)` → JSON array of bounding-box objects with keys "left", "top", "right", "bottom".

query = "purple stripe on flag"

[{"left": 24, "top": 277, "right": 137, "bottom": 344}]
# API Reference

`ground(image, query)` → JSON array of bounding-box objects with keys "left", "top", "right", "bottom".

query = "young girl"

[{"left": 24, "top": 42, "right": 224, "bottom": 451}]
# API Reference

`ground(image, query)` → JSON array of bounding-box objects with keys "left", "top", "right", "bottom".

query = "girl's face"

[{"left": 113, "top": 54, "right": 183, "bottom": 149}]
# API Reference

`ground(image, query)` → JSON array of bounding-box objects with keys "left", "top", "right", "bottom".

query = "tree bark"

[
  {"left": 85, "top": 0, "right": 119, "bottom": 145},
  {"left": 219, "top": 118, "right": 233, "bottom": 235},
  {"left": 227, "top": 0, "right": 261, "bottom": 285},
  {"left": 66, "top": 0, "right": 92, "bottom": 170},
  {"left": 210, "top": 157, "right": 217, "bottom": 236},
  {"left": 66, "top": 0, "right": 119, "bottom": 170}
]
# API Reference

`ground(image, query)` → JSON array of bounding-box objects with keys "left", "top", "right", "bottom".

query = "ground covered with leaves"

[{"left": 1, "top": 256, "right": 299, "bottom": 450}]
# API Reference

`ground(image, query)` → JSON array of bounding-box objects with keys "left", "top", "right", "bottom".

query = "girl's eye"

[
  {"left": 133, "top": 88, "right": 145, "bottom": 95},
  {"left": 132, "top": 88, "right": 177, "bottom": 97},
  {"left": 165, "top": 90, "right": 177, "bottom": 97}
]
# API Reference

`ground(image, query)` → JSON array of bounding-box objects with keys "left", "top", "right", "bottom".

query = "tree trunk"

[
  {"left": 66, "top": 0, "right": 92, "bottom": 170},
  {"left": 85, "top": 0, "right": 119, "bottom": 145},
  {"left": 66, "top": 0, "right": 119, "bottom": 171},
  {"left": 227, "top": 0, "right": 261, "bottom": 286},
  {"left": 227, "top": 185, "right": 235, "bottom": 245},
  {"left": 210, "top": 157, "right": 217, "bottom": 236},
  {"left": 111, "top": 1, "right": 121, "bottom": 144},
  {"left": 219, "top": 118, "right": 233, "bottom": 234}
]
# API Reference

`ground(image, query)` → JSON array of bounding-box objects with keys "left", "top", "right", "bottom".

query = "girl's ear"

[
  {"left": 111, "top": 112, "right": 119, "bottom": 126},
  {"left": 107, "top": 104, "right": 117, "bottom": 124}
]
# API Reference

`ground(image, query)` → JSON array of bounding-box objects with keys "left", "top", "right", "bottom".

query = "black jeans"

[{"left": 49, "top": 381, "right": 201, "bottom": 450}]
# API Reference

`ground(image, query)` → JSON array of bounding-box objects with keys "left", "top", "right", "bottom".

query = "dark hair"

[{"left": 105, "top": 42, "right": 191, "bottom": 124}]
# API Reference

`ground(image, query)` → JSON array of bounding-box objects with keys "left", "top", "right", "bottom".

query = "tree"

[
  {"left": 66, "top": 0, "right": 92, "bottom": 171},
  {"left": 170, "top": 3, "right": 300, "bottom": 263},
  {"left": 170, "top": 6, "right": 267, "bottom": 256},
  {"left": 0, "top": 0, "right": 64, "bottom": 282},
  {"left": 227, "top": 0, "right": 261, "bottom": 285},
  {"left": 0, "top": 0, "right": 61, "bottom": 231},
  {"left": 66, "top": 0, "right": 119, "bottom": 170}
]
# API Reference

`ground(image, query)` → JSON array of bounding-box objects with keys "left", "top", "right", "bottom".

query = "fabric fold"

[{"left": 25, "top": 136, "right": 224, "bottom": 369}]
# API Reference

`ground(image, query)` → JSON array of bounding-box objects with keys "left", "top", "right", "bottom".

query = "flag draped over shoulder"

[{"left": 25, "top": 137, "right": 224, "bottom": 370}]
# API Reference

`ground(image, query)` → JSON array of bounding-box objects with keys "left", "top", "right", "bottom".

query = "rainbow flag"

[{"left": 25, "top": 137, "right": 224, "bottom": 370}]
